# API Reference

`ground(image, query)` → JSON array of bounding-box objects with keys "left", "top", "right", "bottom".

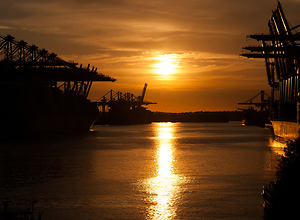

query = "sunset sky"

[{"left": 1, "top": 0, "right": 300, "bottom": 112}]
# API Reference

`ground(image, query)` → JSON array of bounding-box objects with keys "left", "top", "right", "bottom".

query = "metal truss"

[
  {"left": 0, "top": 34, "right": 116, "bottom": 97},
  {"left": 97, "top": 84, "right": 156, "bottom": 113},
  {"left": 241, "top": 1, "right": 300, "bottom": 88},
  {"left": 242, "top": 1, "right": 300, "bottom": 120}
]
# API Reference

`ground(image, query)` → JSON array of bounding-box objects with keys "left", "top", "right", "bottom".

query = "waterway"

[{"left": 0, "top": 122, "right": 281, "bottom": 219}]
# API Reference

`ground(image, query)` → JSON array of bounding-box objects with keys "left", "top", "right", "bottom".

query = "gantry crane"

[
  {"left": 95, "top": 83, "right": 156, "bottom": 124},
  {"left": 238, "top": 90, "right": 270, "bottom": 112}
]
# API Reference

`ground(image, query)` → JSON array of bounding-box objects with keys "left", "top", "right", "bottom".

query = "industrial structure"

[
  {"left": 0, "top": 34, "right": 115, "bottom": 137},
  {"left": 238, "top": 90, "right": 270, "bottom": 126},
  {"left": 238, "top": 90, "right": 270, "bottom": 112},
  {"left": 96, "top": 83, "right": 156, "bottom": 124},
  {"left": 242, "top": 1, "right": 300, "bottom": 139}
]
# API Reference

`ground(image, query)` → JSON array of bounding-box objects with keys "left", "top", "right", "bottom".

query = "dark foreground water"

[{"left": 0, "top": 122, "right": 281, "bottom": 219}]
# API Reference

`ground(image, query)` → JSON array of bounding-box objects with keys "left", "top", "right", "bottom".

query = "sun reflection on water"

[{"left": 145, "top": 122, "right": 180, "bottom": 219}]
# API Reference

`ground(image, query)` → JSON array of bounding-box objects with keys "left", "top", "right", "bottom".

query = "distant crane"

[
  {"left": 97, "top": 83, "right": 156, "bottom": 113},
  {"left": 238, "top": 90, "right": 271, "bottom": 126},
  {"left": 95, "top": 83, "right": 156, "bottom": 125},
  {"left": 137, "top": 83, "right": 148, "bottom": 106},
  {"left": 238, "top": 90, "right": 270, "bottom": 112}
]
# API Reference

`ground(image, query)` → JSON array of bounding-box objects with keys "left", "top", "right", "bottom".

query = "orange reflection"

[
  {"left": 270, "top": 139, "right": 286, "bottom": 156},
  {"left": 146, "top": 122, "right": 179, "bottom": 219}
]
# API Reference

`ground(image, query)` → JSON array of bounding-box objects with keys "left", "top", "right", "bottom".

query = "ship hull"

[
  {"left": 242, "top": 110, "right": 269, "bottom": 127},
  {"left": 95, "top": 106, "right": 152, "bottom": 125},
  {"left": 271, "top": 120, "right": 300, "bottom": 141},
  {"left": 0, "top": 80, "right": 99, "bottom": 139}
]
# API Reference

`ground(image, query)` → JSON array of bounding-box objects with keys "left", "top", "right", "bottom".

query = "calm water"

[{"left": 0, "top": 122, "right": 281, "bottom": 219}]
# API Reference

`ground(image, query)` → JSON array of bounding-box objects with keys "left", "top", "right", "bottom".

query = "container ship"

[
  {"left": 242, "top": 1, "right": 300, "bottom": 141},
  {"left": 0, "top": 34, "right": 116, "bottom": 138}
]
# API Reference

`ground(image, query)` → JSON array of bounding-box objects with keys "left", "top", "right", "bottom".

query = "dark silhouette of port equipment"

[
  {"left": 242, "top": 1, "right": 300, "bottom": 218},
  {"left": 0, "top": 34, "right": 116, "bottom": 136},
  {"left": 241, "top": 1, "right": 300, "bottom": 122},
  {"left": 238, "top": 90, "right": 270, "bottom": 112},
  {"left": 238, "top": 90, "right": 270, "bottom": 126},
  {"left": 0, "top": 34, "right": 116, "bottom": 97},
  {"left": 96, "top": 83, "right": 156, "bottom": 124}
]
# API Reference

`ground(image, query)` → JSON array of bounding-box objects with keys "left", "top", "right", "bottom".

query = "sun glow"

[{"left": 155, "top": 55, "right": 177, "bottom": 75}]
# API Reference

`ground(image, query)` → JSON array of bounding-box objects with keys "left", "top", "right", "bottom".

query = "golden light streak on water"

[{"left": 146, "top": 122, "right": 180, "bottom": 219}]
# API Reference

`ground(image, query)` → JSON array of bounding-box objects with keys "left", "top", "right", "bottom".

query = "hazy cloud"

[{"left": 0, "top": 0, "right": 299, "bottom": 111}]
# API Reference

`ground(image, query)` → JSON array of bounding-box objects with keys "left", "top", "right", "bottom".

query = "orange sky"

[{"left": 1, "top": 0, "right": 300, "bottom": 112}]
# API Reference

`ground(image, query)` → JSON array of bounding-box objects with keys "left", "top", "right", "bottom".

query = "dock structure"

[
  {"left": 0, "top": 34, "right": 116, "bottom": 135},
  {"left": 241, "top": 1, "right": 300, "bottom": 121},
  {"left": 0, "top": 34, "right": 116, "bottom": 97}
]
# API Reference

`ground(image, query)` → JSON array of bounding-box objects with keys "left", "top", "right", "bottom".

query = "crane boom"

[{"left": 141, "top": 83, "right": 148, "bottom": 103}]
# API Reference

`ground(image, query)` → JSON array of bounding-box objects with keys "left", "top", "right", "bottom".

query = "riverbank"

[{"left": 151, "top": 111, "right": 243, "bottom": 122}]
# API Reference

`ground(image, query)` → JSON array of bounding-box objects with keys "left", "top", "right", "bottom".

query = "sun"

[{"left": 155, "top": 55, "right": 177, "bottom": 75}]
